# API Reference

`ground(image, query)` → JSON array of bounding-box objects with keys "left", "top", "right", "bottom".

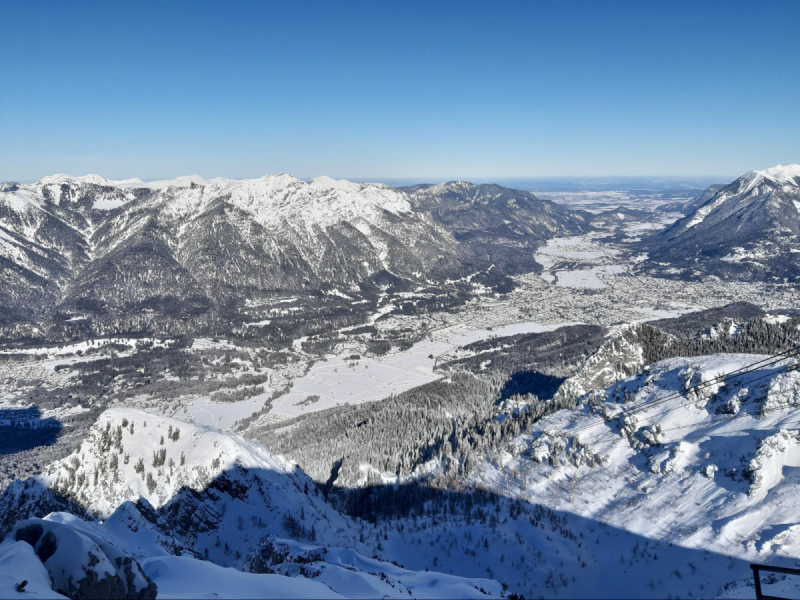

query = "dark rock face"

[
  {"left": 0, "top": 479, "right": 81, "bottom": 538},
  {"left": 14, "top": 523, "right": 44, "bottom": 546},
  {"left": 36, "top": 530, "right": 57, "bottom": 562},
  {"left": 60, "top": 564, "right": 128, "bottom": 600}
]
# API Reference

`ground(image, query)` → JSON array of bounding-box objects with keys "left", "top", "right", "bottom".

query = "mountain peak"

[
  {"left": 649, "top": 163, "right": 800, "bottom": 280},
  {"left": 756, "top": 163, "right": 800, "bottom": 183},
  {"left": 38, "top": 407, "right": 298, "bottom": 517},
  {"left": 308, "top": 175, "right": 362, "bottom": 193}
]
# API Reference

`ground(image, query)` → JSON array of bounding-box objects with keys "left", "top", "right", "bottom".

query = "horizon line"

[{"left": 8, "top": 172, "right": 740, "bottom": 186}]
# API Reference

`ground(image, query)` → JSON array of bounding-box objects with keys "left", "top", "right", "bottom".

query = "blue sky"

[{"left": 1, "top": 0, "right": 798, "bottom": 182}]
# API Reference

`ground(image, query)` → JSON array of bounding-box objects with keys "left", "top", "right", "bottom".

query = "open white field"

[
  {"left": 270, "top": 339, "right": 447, "bottom": 418},
  {"left": 270, "top": 321, "right": 579, "bottom": 420}
]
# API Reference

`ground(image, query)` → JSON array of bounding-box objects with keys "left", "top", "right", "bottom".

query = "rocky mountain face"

[
  {"left": 0, "top": 177, "right": 131, "bottom": 328},
  {"left": 403, "top": 181, "right": 592, "bottom": 274},
  {"left": 0, "top": 175, "right": 591, "bottom": 341},
  {"left": 644, "top": 165, "right": 800, "bottom": 281}
]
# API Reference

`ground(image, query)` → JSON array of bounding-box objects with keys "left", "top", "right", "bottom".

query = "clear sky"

[{"left": 1, "top": 0, "right": 798, "bottom": 182}]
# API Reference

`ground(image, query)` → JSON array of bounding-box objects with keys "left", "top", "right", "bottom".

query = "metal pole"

[{"left": 751, "top": 565, "right": 763, "bottom": 600}]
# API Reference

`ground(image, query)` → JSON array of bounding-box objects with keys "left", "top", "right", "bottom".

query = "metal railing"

[{"left": 751, "top": 563, "right": 800, "bottom": 600}]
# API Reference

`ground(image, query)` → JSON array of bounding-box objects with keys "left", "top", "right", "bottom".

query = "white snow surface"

[
  {"left": 1, "top": 409, "right": 503, "bottom": 598},
  {"left": 37, "top": 408, "right": 327, "bottom": 519},
  {"left": 142, "top": 555, "right": 342, "bottom": 599},
  {"left": 756, "top": 164, "right": 800, "bottom": 183},
  {"left": 2, "top": 516, "right": 153, "bottom": 599},
  {"left": 28, "top": 172, "right": 409, "bottom": 229},
  {"left": 476, "top": 353, "right": 800, "bottom": 565},
  {"left": 685, "top": 164, "right": 800, "bottom": 230},
  {"left": 1, "top": 514, "right": 500, "bottom": 599},
  {"left": 0, "top": 542, "right": 65, "bottom": 599}
]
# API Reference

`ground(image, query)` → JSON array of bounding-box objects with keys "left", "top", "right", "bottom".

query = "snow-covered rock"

[
  {"left": 0, "top": 541, "right": 64, "bottom": 599},
  {"left": 4, "top": 517, "right": 156, "bottom": 599},
  {"left": 476, "top": 353, "right": 800, "bottom": 564},
  {"left": 0, "top": 408, "right": 351, "bottom": 568},
  {"left": 0, "top": 408, "right": 507, "bottom": 598}
]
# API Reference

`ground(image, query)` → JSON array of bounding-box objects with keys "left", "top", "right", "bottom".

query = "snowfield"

[
  {"left": 270, "top": 321, "right": 574, "bottom": 419},
  {"left": 476, "top": 354, "right": 800, "bottom": 567}
]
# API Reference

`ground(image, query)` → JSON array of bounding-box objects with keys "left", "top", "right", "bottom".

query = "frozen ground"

[
  {"left": 270, "top": 340, "right": 446, "bottom": 418},
  {"left": 176, "top": 321, "right": 578, "bottom": 427}
]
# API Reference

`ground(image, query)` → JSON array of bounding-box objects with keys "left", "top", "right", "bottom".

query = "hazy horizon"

[{"left": 10, "top": 172, "right": 737, "bottom": 192}]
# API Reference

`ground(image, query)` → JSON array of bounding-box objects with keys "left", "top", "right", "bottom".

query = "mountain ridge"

[
  {"left": 0, "top": 174, "right": 591, "bottom": 341},
  {"left": 643, "top": 164, "right": 800, "bottom": 281}
]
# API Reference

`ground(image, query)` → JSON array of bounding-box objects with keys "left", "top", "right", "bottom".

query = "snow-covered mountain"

[
  {"left": 2, "top": 516, "right": 157, "bottom": 599},
  {"left": 657, "top": 184, "right": 726, "bottom": 215},
  {"left": 0, "top": 408, "right": 502, "bottom": 599},
  {"left": 4, "top": 310, "right": 800, "bottom": 597},
  {"left": 646, "top": 164, "right": 800, "bottom": 281},
  {"left": 403, "top": 181, "right": 592, "bottom": 274},
  {"left": 0, "top": 177, "right": 127, "bottom": 327},
  {"left": 75, "top": 174, "right": 465, "bottom": 313},
  {"left": 476, "top": 352, "right": 800, "bottom": 575},
  {"left": 0, "top": 174, "right": 590, "bottom": 339},
  {"left": 8, "top": 352, "right": 800, "bottom": 598},
  {"left": 0, "top": 408, "right": 352, "bottom": 557}
]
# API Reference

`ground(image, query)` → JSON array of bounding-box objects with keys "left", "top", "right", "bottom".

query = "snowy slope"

[
  {"left": 0, "top": 541, "right": 65, "bottom": 599},
  {"left": 1, "top": 512, "right": 500, "bottom": 599},
  {"left": 648, "top": 163, "right": 800, "bottom": 280},
  {"left": 3, "top": 516, "right": 156, "bottom": 599},
  {"left": 0, "top": 409, "right": 504, "bottom": 598},
  {"left": 141, "top": 555, "right": 342, "bottom": 599},
  {"left": 18, "top": 408, "right": 353, "bottom": 564},
  {"left": 476, "top": 353, "right": 800, "bottom": 565}
]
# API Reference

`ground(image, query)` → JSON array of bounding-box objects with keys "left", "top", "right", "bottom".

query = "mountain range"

[{"left": 0, "top": 175, "right": 592, "bottom": 341}]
